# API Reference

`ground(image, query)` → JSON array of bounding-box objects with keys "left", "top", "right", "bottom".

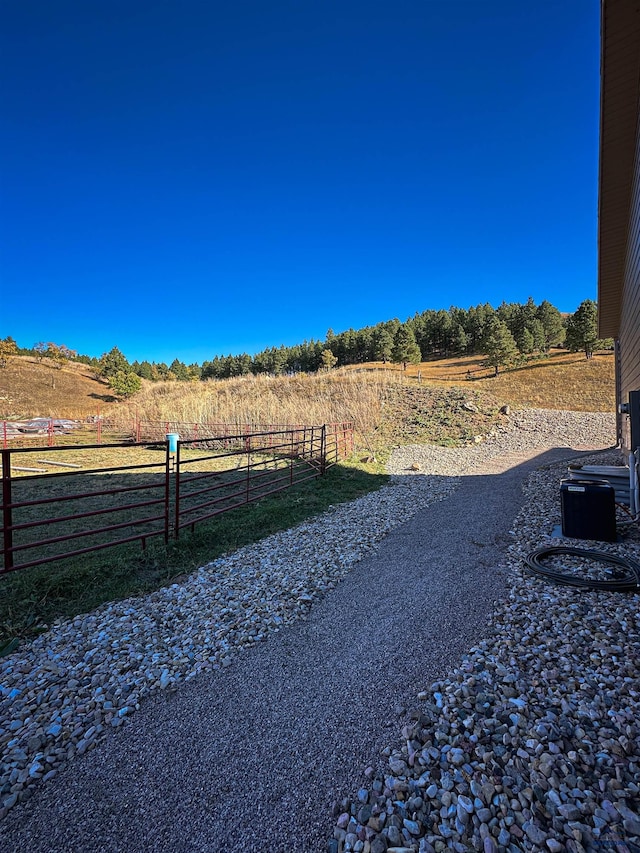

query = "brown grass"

[
  {"left": 0, "top": 356, "right": 116, "bottom": 419},
  {"left": 113, "top": 370, "right": 403, "bottom": 440},
  {"left": 104, "top": 350, "right": 615, "bottom": 450},
  {"left": 474, "top": 353, "right": 615, "bottom": 412},
  {"left": 0, "top": 350, "right": 615, "bottom": 445},
  {"left": 359, "top": 350, "right": 615, "bottom": 412}
]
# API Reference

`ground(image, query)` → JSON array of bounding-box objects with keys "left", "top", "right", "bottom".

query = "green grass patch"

[{"left": 0, "top": 458, "right": 387, "bottom": 650}]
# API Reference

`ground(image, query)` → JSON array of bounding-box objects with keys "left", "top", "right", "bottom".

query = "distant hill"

[{"left": 0, "top": 356, "right": 117, "bottom": 419}]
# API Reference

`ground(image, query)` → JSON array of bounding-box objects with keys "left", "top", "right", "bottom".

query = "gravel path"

[
  {"left": 330, "top": 439, "right": 640, "bottom": 850},
  {"left": 0, "top": 409, "right": 619, "bottom": 851}
]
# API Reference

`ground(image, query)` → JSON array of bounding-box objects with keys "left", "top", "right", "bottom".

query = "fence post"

[
  {"left": 1, "top": 448, "right": 13, "bottom": 571},
  {"left": 246, "top": 434, "right": 251, "bottom": 502},
  {"left": 48, "top": 418, "right": 54, "bottom": 447},
  {"left": 2, "top": 421, "right": 6, "bottom": 450},
  {"left": 320, "top": 425, "right": 327, "bottom": 475},
  {"left": 173, "top": 438, "right": 181, "bottom": 539},
  {"left": 164, "top": 440, "right": 170, "bottom": 543}
]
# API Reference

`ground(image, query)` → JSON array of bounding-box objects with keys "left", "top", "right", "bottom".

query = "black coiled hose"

[{"left": 525, "top": 546, "right": 640, "bottom": 592}]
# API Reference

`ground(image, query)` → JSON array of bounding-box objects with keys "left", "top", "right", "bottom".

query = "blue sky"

[{"left": 1, "top": 0, "right": 600, "bottom": 365}]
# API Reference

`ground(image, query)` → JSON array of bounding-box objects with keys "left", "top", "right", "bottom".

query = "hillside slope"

[
  {"left": 0, "top": 357, "right": 116, "bottom": 419},
  {"left": 0, "top": 351, "right": 615, "bottom": 445},
  {"left": 365, "top": 350, "right": 616, "bottom": 413}
]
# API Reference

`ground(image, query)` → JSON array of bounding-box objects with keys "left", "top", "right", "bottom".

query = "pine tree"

[
  {"left": 529, "top": 318, "right": 546, "bottom": 353},
  {"left": 137, "top": 361, "right": 155, "bottom": 380},
  {"left": 108, "top": 370, "right": 142, "bottom": 398},
  {"left": 565, "top": 299, "right": 608, "bottom": 359},
  {"left": 320, "top": 349, "right": 338, "bottom": 370},
  {"left": 482, "top": 319, "right": 519, "bottom": 376},
  {"left": 0, "top": 337, "right": 18, "bottom": 368},
  {"left": 517, "top": 328, "right": 535, "bottom": 355},
  {"left": 169, "top": 358, "right": 189, "bottom": 381},
  {"left": 372, "top": 327, "right": 394, "bottom": 363},
  {"left": 392, "top": 325, "right": 421, "bottom": 369},
  {"left": 99, "top": 346, "right": 129, "bottom": 377},
  {"left": 451, "top": 324, "right": 468, "bottom": 356},
  {"left": 536, "top": 300, "right": 565, "bottom": 350}
]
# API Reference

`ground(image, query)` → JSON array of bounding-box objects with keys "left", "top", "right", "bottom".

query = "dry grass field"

[
  {"left": 1, "top": 349, "right": 615, "bottom": 443},
  {"left": 362, "top": 349, "right": 615, "bottom": 413},
  {"left": 115, "top": 370, "right": 395, "bottom": 437},
  {"left": 0, "top": 356, "right": 115, "bottom": 419},
  {"left": 107, "top": 349, "right": 614, "bottom": 450}
]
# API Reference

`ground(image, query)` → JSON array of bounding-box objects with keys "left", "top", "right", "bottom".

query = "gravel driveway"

[{"left": 0, "top": 410, "right": 618, "bottom": 852}]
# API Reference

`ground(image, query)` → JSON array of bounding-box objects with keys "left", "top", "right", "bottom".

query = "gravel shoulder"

[{"left": 0, "top": 409, "right": 619, "bottom": 852}]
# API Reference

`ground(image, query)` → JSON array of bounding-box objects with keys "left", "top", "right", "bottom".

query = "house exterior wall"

[
  {"left": 618, "top": 106, "right": 640, "bottom": 450},
  {"left": 598, "top": 0, "right": 640, "bottom": 451},
  {"left": 597, "top": 1, "right": 640, "bottom": 342}
]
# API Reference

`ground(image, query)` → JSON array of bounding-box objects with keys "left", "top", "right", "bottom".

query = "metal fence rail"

[
  {"left": 134, "top": 419, "right": 351, "bottom": 444},
  {"left": 0, "top": 423, "right": 354, "bottom": 575},
  {"left": 1, "top": 442, "right": 170, "bottom": 574},
  {"left": 324, "top": 422, "right": 354, "bottom": 467},
  {"left": 1, "top": 418, "right": 133, "bottom": 449},
  {"left": 1, "top": 417, "right": 356, "bottom": 455},
  {"left": 174, "top": 426, "right": 325, "bottom": 534}
]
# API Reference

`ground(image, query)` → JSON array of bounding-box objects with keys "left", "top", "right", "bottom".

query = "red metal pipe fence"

[
  {"left": 1, "top": 416, "right": 356, "bottom": 452},
  {"left": 0, "top": 417, "right": 132, "bottom": 449},
  {"left": 1, "top": 441, "right": 170, "bottom": 575},
  {"left": 0, "top": 423, "right": 354, "bottom": 575},
  {"left": 174, "top": 425, "right": 326, "bottom": 535},
  {"left": 133, "top": 419, "right": 343, "bottom": 443}
]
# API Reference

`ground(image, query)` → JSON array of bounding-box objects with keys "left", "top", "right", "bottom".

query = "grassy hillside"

[
  {"left": 0, "top": 349, "right": 615, "bottom": 443},
  {"left": 361, "top": 350, "right": 615, "bottom": 412},
  {"left": 0, "top": 356, "right": 116, "bottom": 419},
  {"left": 110, "top": 370, "right": 505, "bottom": 453},
  {"left": 105, "top": 350, "right": 614, "bottom": 452}
]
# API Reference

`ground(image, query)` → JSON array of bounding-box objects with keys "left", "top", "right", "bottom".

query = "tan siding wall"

[{"left": 619, "top": 106, "right": 640, "bottom": 449}]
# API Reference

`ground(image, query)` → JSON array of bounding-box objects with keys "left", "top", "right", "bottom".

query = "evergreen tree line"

[
  {"left": 1, "top": 298, "right": 611, "bottom": 396},
  {"left": 176, "top": 297, "right": 598, "bottom": 379},
  {"left": 140, "top": 297, "right": 609, "bottom": 380}
]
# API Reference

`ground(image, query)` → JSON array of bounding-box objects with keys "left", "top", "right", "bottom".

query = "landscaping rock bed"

[{"left": 330, "top": 438, "right": 640, "bottom": 851}]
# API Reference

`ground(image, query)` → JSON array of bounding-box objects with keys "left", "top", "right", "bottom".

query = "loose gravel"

[
  {"left": 329, "top": 442, "right": 640, "bottom": 850},
  {"left": 0, "top": 407, "right": 621, "bottom": 852}
]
